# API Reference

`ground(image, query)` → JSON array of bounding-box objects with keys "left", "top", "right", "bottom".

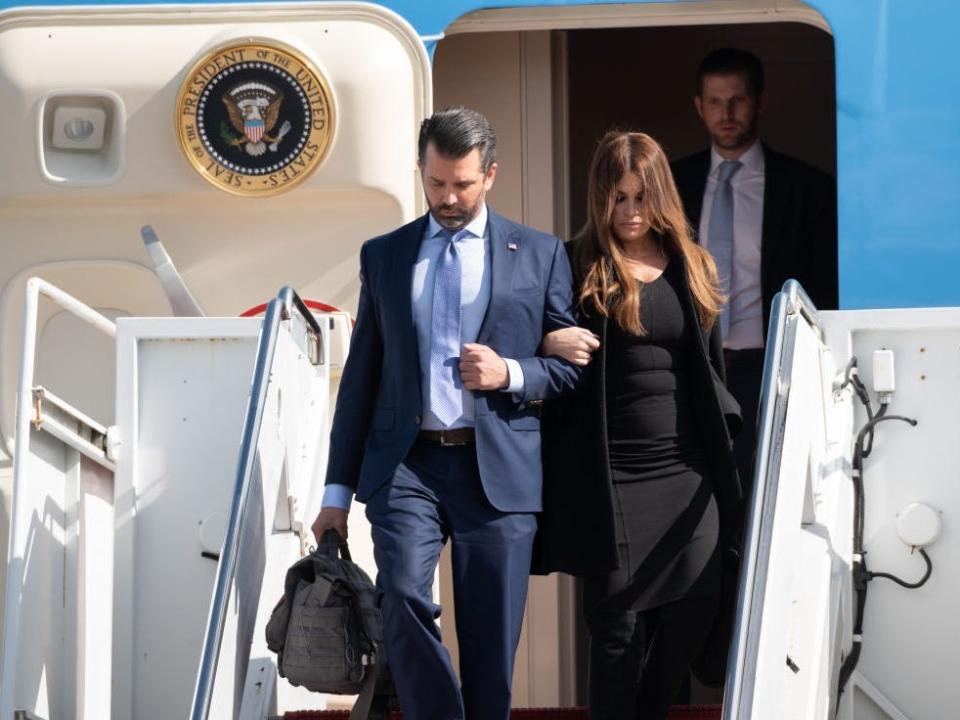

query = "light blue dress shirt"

[{"left": 322, "top": 205, "right": 524, "bottom": 511}]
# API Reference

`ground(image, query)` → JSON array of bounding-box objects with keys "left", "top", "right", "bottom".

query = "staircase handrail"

[
  {"left": 189, "top": 286, "right": 322, "bottom": 720},
  {"left": 722, "top": 280, "right": 820, "bottom": 719}
]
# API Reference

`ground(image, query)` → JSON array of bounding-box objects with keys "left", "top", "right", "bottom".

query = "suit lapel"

[
  {"left": 393, "top": 214, "right": 429, "bottom": 397},
  {"left": 477, "top": 210, "right": 519, "bottom": 343},
  {"left": 686, "top": 151, "right": 711, "bottom": 237},
  {"left": 760, "top": 144, "right": 786, "bottom": 301}
]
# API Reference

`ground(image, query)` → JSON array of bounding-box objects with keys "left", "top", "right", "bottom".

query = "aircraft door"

[
  {"left": 725, "top": 281, "right": 855, "bottom": 720},
  {"left": 727, "top": 283, "right": 959, "bottom": 720}
]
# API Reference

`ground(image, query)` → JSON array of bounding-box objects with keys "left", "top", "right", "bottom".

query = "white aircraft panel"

[{"left": 113, "top": 318, "right": 260, "bottom": 720}]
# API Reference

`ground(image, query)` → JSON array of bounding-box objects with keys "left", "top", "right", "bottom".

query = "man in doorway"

[
  {"left": 311, "top": 106, "right": 581, "bottom": 720},
  {"left": 672, "top": 47, "right": 838, "bottom": 495}
]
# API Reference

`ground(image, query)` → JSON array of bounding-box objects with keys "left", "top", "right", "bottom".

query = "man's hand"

[
  {"left": 541, "top": 327, "right": 600, "bottom": 366},
  {"left": 312, "top": 506, "right": 349, "bottom": 543},
  {"left": 460, "top": 343, "right": 509, "bottom": 390}
]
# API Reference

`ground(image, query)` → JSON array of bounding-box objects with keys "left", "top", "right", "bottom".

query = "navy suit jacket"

[{"left": 325, "top": 210, "right": 582, "bottom": 512}]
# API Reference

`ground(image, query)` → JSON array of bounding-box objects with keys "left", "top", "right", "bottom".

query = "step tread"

[{"left": 286, "top": 706, "right": 722, "bottom": 719}]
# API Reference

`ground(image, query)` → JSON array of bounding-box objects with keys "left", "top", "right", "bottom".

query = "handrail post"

[
  {"left": 190, "top": 286, "right": 319, "bottom": 719},
  {"left": 190, "top": 296, "right": 281, "bottom": 720}
]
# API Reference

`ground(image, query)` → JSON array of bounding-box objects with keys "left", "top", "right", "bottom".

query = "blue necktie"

[
  {"left": 429, "top": 229, "right": 464, "bottom": 426},
  {"left": 709, "top": 160, "right": 742, "bottom": 338}
]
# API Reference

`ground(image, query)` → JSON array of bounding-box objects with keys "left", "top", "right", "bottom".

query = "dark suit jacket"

[
  {"left": 671, "top": 144, "right": 838, "bottom": 331},
  {"left": 533, "top": 247, "right": 742, "bottom": 576},
  {"left": 324, "top": 210, "right": 582, "bottom": 513}
]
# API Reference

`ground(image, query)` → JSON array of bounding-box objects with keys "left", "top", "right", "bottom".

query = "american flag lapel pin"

[{"left": 507, "top": 241, "right": 518, "bottom": 251}]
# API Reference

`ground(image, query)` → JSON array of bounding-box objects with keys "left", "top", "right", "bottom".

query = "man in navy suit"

[{"left": 311, "top": 107, "right": 581, "bottom": 719}]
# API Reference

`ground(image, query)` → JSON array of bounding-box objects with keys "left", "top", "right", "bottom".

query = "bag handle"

[{"left": 318, "top": 528, "right": 353, "bottom": 562}]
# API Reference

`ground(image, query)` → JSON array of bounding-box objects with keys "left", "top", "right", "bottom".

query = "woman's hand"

[{"left": 541, "top": 326, "right": 600, "bottom": 365}]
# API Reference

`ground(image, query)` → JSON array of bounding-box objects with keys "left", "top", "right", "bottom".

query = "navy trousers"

[{"left": 364, "top": 440, "right": 537, "bottom": 720}]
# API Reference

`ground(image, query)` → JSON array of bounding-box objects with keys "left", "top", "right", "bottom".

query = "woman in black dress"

[{"left": 535, "top": 132, "right": 742, "bottom": 719}]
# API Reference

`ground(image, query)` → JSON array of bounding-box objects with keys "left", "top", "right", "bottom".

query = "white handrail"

[{"left": 0, "top": 278, "right": 116, "bottom": 717}]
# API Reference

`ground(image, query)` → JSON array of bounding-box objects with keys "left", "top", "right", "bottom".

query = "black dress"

[
  {"left": 582, "top": 261, "right": 722, "bottom": 720},
  {"left": 591, "top": 260, "right": 721, "bottom": 611}
]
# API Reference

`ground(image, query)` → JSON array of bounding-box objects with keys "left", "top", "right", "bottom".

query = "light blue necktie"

[
  {"left": 429, "top": 228, "right": 464, "bottom": 426},
  {"left": 709, "top": 160, "right": 742, "bottom": 338}
]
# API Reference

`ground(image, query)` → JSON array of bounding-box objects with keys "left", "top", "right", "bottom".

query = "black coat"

[
  {"left": 533, "top": 248, "right": 742, "bottom": 577},
  {"left": 671, "top": 144, "right": 838, "bottom": 330}
]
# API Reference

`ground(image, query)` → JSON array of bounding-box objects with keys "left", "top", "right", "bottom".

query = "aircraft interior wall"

[{"left": 566, "top": 22, "right": 835, "bottom": 232}]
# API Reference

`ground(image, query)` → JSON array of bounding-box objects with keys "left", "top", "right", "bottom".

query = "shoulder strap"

[{"left": 348, "top": 663, "right": 381, "bottom": 720}]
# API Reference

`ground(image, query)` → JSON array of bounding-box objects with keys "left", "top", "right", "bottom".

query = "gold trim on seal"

[{"left": 175, "top": 38, "right": 336, "bottom": 197}]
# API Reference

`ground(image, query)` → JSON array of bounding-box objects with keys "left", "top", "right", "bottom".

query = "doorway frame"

[{"left": 432, "top": 0, "right": 834, "bottom": 707}]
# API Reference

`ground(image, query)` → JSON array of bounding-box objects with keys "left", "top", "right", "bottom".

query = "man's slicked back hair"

[
  {"left": 696, "top": 47, "right": 766, "bottom": 98},
  {"left": 418, "top": 106, "right": 497, "bottom": 172}
]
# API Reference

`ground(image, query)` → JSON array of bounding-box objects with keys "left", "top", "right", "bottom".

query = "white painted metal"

[
  {"left": 2, "top": 433, "right": 86, "bottom": 720},
  {"left": 1, "top": 279, "right": 117, "bottom": 720},
  {"left": 111, "top": 317, "right": 262, "bottom": 720},
  {"left": 729, "top": 291, "right": 854, "bottom": 720},
  {"left": 445, "top": 0, "right": 830, "bottom": 36},
  {"left": 0, "top": 0, "right": 431, "bottom": 463},
  {"left": 0, "top": 5, "right": 431, "bottom": 627},
  {"left": 105, "top": 310, "right": 337, "bottom": 720},
  {"left": 0, "top": 262, "right": 170, "bottom": 456},
  {"left": 76, "top": 457, "right": 115, "bottom": 720},
  {"left": 732, "top": 293, "right": 960, "bottom": 720},
  {"left": 2, "top": 271, "right": 352, "bottom": 718},
  {"left": 822, "top": 309, "right": 960, "bottom": 720}
]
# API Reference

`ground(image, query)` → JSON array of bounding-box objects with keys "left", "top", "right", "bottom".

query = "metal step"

[{"left": 284, "top": 706, "right": 723, "bottom": 719}]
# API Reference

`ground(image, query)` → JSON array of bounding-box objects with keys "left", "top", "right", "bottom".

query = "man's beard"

[
  {"left": 710, "top": 117, "right": 759, "bottom": 152},
  {"left": 428, "top": 193, "right": 484, "bottom": 230}
]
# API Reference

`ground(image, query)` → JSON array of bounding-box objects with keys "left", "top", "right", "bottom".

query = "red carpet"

[{"left": 286, "top": 706, "right": 721, "bottom": 719}]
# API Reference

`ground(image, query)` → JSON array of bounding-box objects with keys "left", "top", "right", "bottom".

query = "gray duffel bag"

[{"left": 265, "top": 530, "right": 392, "bottom": 718}]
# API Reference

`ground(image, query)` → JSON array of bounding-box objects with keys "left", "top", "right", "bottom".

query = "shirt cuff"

[
  {"left": 502, "top": 358, "right": 525, "bottom": 394},
  {"left": 321, "top": 484, "right": 354, "bottom": 511}
]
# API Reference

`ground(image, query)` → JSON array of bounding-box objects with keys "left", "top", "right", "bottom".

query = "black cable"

[
  {"left": 852, "top": 413, "right": 917, "bottom": 552},
  {"left": 836, "top": 366, "right": 922, "bottom": 709},
  {"left": 863, "top": 401, "right": 886, "bottom": 458},
  {"left": 844, "top": 361, "right": 878, "bottom": 458},
  {"left": 838, "top": 357, "right": 858, "bottom": 392},
  {"left": 868, "top": 547, "right": 933, "bottom": 589}
]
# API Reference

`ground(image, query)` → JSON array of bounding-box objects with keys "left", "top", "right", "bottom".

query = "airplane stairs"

[{"left": 286, "top": 706, "right": 723, "bottom": 719}]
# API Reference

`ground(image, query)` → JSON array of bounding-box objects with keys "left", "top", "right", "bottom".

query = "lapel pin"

[{"left": 507, "top": 242, "right": 518, "bottom": 251}]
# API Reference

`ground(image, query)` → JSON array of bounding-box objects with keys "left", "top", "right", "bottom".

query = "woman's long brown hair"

[{"left": 574, "top": 131, "right": 723, "bottom": 334}]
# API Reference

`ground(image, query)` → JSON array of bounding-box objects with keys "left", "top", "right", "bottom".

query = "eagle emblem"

[
  {"left": 177, "top": 39, "right": 335, "bottom": 196},
  {"left": 221, "top": 82, "right": 292, "bottom": 157}
]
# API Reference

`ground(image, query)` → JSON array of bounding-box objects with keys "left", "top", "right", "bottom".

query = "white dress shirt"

[
  {"left": 699, "top": 141, "right": 765, "bottom": 350},
  {"left": 321, "top": 204, "right": 523, "bottom": 510},
  {"left": 414, "top": 204, "right": 523, "bottom": 430}
]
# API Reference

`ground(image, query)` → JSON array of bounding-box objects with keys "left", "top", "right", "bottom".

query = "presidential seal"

[{"left": 176, "top": 39, "right": 335, "bottom": 197}]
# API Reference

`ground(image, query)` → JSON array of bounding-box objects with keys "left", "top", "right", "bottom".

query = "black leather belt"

[{"left": 418, "top": 428, "right": 476, "bottom": 446}]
